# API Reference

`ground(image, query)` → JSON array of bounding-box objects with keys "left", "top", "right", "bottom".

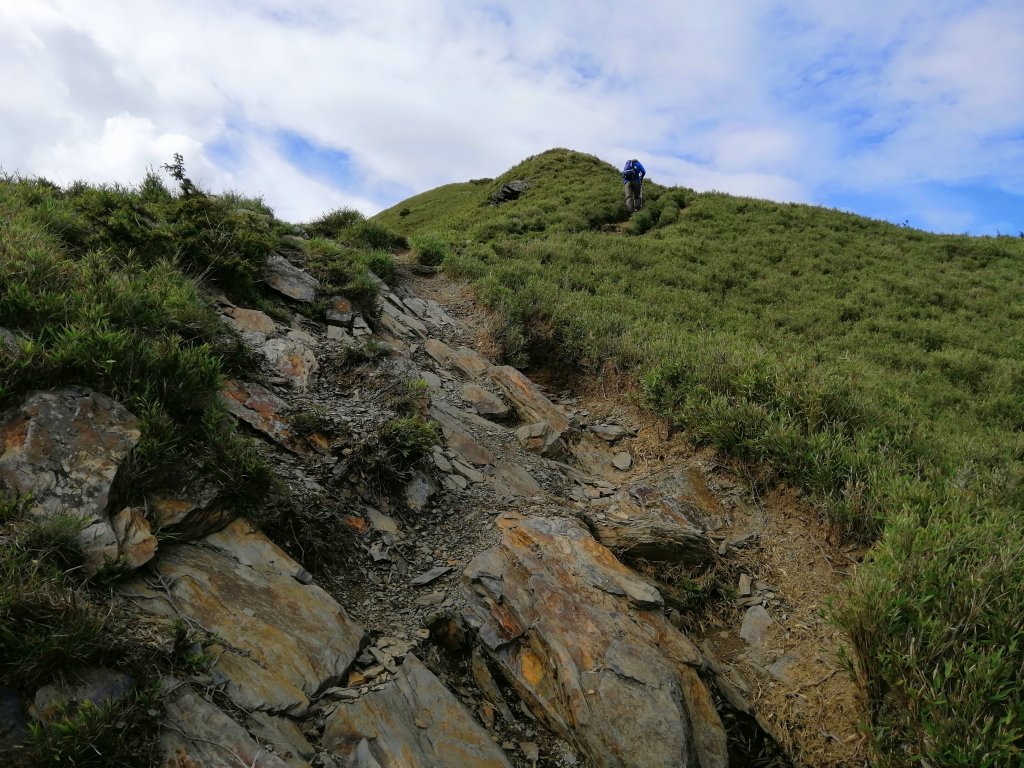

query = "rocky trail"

[{"left": 0, "top": 250, "right": 866, "bottom": 767}]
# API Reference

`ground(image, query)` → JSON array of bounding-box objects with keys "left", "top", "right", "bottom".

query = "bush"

[
  {"left": 411, "top": 233, "right": 451, "bottom": 266},
  {"left": 305, "top": 207, "right": 365, "bottom": 239}
]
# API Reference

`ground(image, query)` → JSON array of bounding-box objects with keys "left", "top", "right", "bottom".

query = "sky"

[{"left": 2, "top": 0, "right": 1023, "bottom": 235}]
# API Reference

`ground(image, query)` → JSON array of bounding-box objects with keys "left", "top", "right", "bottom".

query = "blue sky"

[{"left": 1, "top": 0, "right": 1022, "bottom": 234}]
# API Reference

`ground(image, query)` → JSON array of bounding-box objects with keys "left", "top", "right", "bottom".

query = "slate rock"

[
  {"left": 223, "top": 306, "right": 277, "bottom": 335},
  {"left": 121, "top": 520, "right": 366, "bottom": 702},
  {"left": 490, "top": 462, "right": 543, "bottom": 497},
  {"left": 221, "top": 379, "right": 293, "bottom": 447},
  {"left": 0, "top": 387, "right": 140, "bottom": 575},
  {"left": 410, "top": 565, "right": 453, "bottom": 587},
  {"left": 463, "top": 512, "right": 728, "bottom": 768},
  {"left": 0, "top": 686, "right": 27, "bottom": 753},
  {"left": 263, "top": 337, "right": 319, "bottom": 389},
  {"left": 324, "top": 655, "right": 513, "bottom": 768},
  {"left": 31, "top": 668, "right": 135, "bottom": 722},
  {"left": 264, "top": 254, "right": 320, "bottom": 302},
  {"left": 489, "top": 366, "right": 569, "bottom": 432},
  {"left": 612, "top": 451, "right": 633, "bottom": 471},
  {"left": 110, "top": 506, "right": 157, "bottom": 569},
  {"left": 461, "top": 383, "right": 510, "bottom": 419},
  {"left": 160, "top": 678, "right": 292, "bottom": 768},
  {"left": 578, "top": 470, "right": 718, "bottom": 566},
  {"left": 446, "top": 430, "right": 496, "bottom": 466},
  {"left": 589, "top": 424, "right": 635, "bottom": 442},
  {"left": 449, "top": 346, "right": 491, "bottom": 379},
  {"left": 739, "top": 605, "right": 774, "bottom": 648},
  {"left": 515, "top": 421, "right": 564, "bottom": 457},
  {"left": 489, "top": 180, "right": 528, "bottom": 205}
]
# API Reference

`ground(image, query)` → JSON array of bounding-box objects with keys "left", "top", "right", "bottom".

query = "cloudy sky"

[{"left": 3, "top": 1, "right": 1023, "bottom": 234}]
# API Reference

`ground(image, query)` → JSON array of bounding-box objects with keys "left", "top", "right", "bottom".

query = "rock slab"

[
  {"left": 0, "top": 387, "right": 140, "bottom": 574},
  {"left": 463, "top": 512, "right": 728, "bottom": 768},
  {"left": 323, "top": 655, "right": 513, "bottom": 768}
]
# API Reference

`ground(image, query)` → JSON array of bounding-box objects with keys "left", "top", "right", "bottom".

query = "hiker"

[{"left": 622, "top": 158, "right": 646, "bottom": 212}]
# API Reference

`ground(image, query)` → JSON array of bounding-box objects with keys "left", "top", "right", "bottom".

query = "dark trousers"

[{"left": 625, "top": 180, "right": 643, "bottom": 212}]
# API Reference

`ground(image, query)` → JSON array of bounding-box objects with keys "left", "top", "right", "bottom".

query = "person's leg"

[{"left": 624, "top": 183, "right": 634, "bottom": 212}]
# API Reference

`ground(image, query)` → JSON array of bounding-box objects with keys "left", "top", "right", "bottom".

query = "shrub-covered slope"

[
  {"left": 0, "top": 165, "right": 404, "bottom": 766},
  {"left": 376, "top": 148, "right": 1024, "bottom": 767}
]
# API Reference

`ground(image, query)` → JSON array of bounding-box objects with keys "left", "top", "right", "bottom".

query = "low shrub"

[{"left": 411, "top": 233, "right": 451, "bottom": 266}]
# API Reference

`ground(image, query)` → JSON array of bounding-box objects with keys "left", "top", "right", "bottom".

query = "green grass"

[{"left": 375, "top": 148, "right": 1024, "bottom": 766}]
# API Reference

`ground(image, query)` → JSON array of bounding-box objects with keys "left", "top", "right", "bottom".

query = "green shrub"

[
  {"left": 377, "top": 415, "right": 440, "bottom": 470},
  {"left": 626, "top": 207, "right": 656, "bottom": 235},
  {"left": 346, "top": 221, "right": 407, "bottom": 251},
  {"left": 306, "top": 207, "right": 365, "bottom": 239},
  {"left": 411, "top": 233, "right": 451, "bottom": 266}
]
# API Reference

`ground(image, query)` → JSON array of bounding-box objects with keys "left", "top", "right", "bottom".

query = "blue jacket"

[{"left": 622, "top": 159, "right": 646, "bottom": 183}]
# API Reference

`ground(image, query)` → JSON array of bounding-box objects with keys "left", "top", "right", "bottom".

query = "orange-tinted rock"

[
  {"left": 220, "top": 379, "right": 292, "bottom": 446},
  {"left": 488, "top": 366, "right": 569, "bottom": 433},
  {"left": 582, "top": 470, "right": 716, "bottom": 567},
  {"left": 110, "top": 507, "right": 157, "bottom": 569},
  {"left": 449, "top": 346, "right": 491, "bottom": 379},
  {"left": 323, "top": 655, "right": 513, "bottom": 768},
  {"left": 122, "top": 520, "right": 365, "bottom": 702},
  {"left": 223, "top": 306, "right": 277, "bottom": 335},
  {"left": 0, "top": 388, "right": 139, "bottom": 575},
  {"left": 463, "top": 513, "right": 728, "bottom": 768}
]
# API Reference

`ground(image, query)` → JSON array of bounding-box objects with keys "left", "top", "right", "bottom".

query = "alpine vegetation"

[{"left": 375, "top": 148, "right": 1024, "bottom": 768}]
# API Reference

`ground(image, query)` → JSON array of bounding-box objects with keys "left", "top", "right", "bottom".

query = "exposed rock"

[
  {"left": 461, "top": 383, "right": 510, "bottom": 419},
  {"left": 31, "top": 668, "right": 135, "bottom": 722},
  {"left": 489, "top": 366, "right": 569, "bottom": 433},
  {"left": 589, "top": 424, "right": 635, "bottom": 442},
  {"left": 404, "top": 472, "right": 436, "bottom": 513},
  {"left": 410, "top": 565, "right": 453, "bottom": 587},
  {"left": 0, "top": 387, "right": 140, "bottom": 575},
  {"left": 766, "top": 655, "right": 799, "bottom": 684},
  {"left": 212, "top": 647, "right": 310, "bottom": 716},
  {"left": 221, "top": 379, "right": 293, "bottom": 447},
  {"left": 471, "top": 648, "right": 516, "bottom": 725},
  {"left": 147, "top": 474, "right": 228, "bottom": 541},
  {"left": 110, "top": 506, "right": 157, "bottom": 569},
  {"left": 160, "top": 679, "right": 294, "bottom": 768},
  {"left": 249, "top": 711, "right": 316, "bottom": 768},
  {"left": 738, "top": 573, "right": 753, "bottom": 597},
  {"left": 612, "top": 451, "right": 633, "bottom": 471},
  {"left": 223, "top": 306, "right": 277, "bottom": 335},
  {"left": 351, "top": 316, "right": 371, "bottom": 337},
  {"left": 569, "top": 434, "right": 621, "bottom": 479},
  {"left": 425, "top": 611, "right": 468, "bottom": 652},
  {"left": 449, "top": 346, "right": 491, "bottom": 379},
  {"left": 450, "top": 458, "right": 485, "bottom": 484},
  {"left": 489, "top": 180, "right": 528, "bottom": 205},
  {"left": 0, "top": 686, "right": 27, "bottom": 753},
  {"left": 263, "top": 337, "right": 319, "bottom": 389},
  {"left": 491, "top": 462, "right": 543, "bottom": 497},
  {"left": 323, "top": 655, "right": 513, "bottom": 768},
  {"left": 423, "top": 337, "right": 455, "bottom": 367},
  {"left": 740, "top": 605, "right": 774, "bottom": 648},
  {"left": 0, "top": 326, "right": 19, "bottom": 355},
  {"left": 515, "top": 421, "right": 563, "bottom": 457},
  {"left": 265, "top": 254, "right": 320, "bottom": 302},
  {"left": 580, "top": 473, "right": 714, "bottom": 567},
  {"left": 121, "top": 520, "right": 366, "bottom": 702},
  {"left": 463, "top": 513, "right": 728, "bottom": 768},
  {"left": 446, "top": 430, "right": 496, "bottom": 466}
]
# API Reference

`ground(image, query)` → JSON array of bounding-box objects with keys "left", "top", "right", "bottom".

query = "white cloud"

[{"left": 0, "top": 0, "right": 1021, "bottom": 232}]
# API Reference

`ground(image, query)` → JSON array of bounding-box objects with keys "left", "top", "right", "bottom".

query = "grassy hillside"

[
  {"left": 376, "top": 149, "right": 1024, "bottom": 767},
  {"left": 0, "top": 163, "right": 404, "bottom": 766}
]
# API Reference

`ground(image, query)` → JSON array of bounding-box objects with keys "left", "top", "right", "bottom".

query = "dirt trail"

[{"left": 401, "top": 263, "right": 868, "bottom": 768}]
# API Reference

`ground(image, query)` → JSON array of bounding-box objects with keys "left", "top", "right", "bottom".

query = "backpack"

[{"left": 623, "top": 160, "right": 638, "bottom": 182}]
